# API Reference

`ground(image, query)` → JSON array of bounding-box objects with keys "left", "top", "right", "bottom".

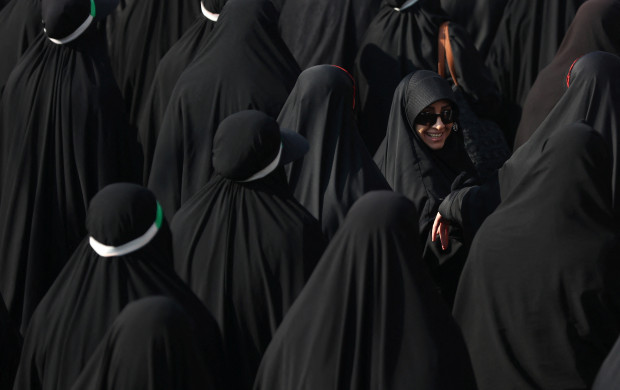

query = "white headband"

[
  {"left": 237, "top": 143, "right": 282, "bottom": 183},
  {"left": 393, "top": 0, "right": 420, "bottom": 12},
  {"left": 45, "top": 0, "right": 96, "bottom": 45},
  {"left": 89, "top": 203, "right": 163, "bottom": 258},
  {"left": 201, "top": 2, "right": 219, "bottom": 21}
]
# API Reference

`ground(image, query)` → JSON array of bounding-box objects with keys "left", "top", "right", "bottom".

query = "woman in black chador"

[
  {"left": 105, "top": 0, "right": 200, "bottom": 127},
  {"left": 12, "top": 183, "right": 225, "bottom": 390},
  {"left": 253, "top": 191, "right": 477, "bottom": 390},
  {"left": 70, "top": 297, "right": 224, "bottom": 390},
  {"left": 453, "top": 122, "right": 620, "bottom": 389},
  {"left": 148, "top": 0, "right": 300, "bottom": 220},
  {"left": 0, "top": 0, "right": 139, "bottom": 333},
  {"left": 375, "top": 70, "right": 477, "bottom": 305},
  {"left": 138, "top": 0, "right": 228, "bottom": 184},
  {"left": 277, "top": 64, "right": 391, "bottom": 239},
  {"left": 483, "top": 0, "right": 585, "bottom": 144},
  {"left": 171, "top": 110, "right": 327, "bottom": 390},
  {"left": 513, "top": 0, "right": 620, "bottom": 149},
  {"left": 354, "top": 0, "right": 499, "bottom": 154}
]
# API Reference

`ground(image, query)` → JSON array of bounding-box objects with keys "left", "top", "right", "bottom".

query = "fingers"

[
  {"left": 440, "top": 221, "right": 449, "bottom": 250},
  {"left": 431, "top": 212, "right": 441, "bottom": 242}
]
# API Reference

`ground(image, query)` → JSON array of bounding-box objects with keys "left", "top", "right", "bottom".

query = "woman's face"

[{"left": 414, "top": 100, "right": 455, "bottom": 150}]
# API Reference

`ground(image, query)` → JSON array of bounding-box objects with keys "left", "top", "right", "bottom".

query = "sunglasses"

[{"left": 414, "top": 108, "right": 457, "bottom": 126}]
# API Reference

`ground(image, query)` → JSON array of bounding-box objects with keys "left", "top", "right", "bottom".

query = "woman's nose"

[{"left": 433, "top": 115, "right": 445, "bottom": 129}]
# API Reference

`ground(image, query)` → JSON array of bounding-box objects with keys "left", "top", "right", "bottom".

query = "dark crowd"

[{"left": 0, "top": 0, "right": 619, "bottom": 389}]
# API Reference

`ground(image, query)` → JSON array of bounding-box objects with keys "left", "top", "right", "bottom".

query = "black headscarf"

[
  {"left": 501, "top": 51, "right": 620, "bottom": 214},
  {"left": 514, "top": 0, "right": 620, "bottom": 149},
  {"left": 593, "top": 334, "right": 620, "bottom": 390},
  {"left": 254, "top": 191, "right": 477, "bottom": 390},
  {"left": 148, "top": 0, "right": 300, "bottom": 220},
  {"left": 137, "top": 0, "right": 229, "bottom": 184},
  {"left": 277, "top": 64, "right": 391, "bottom": 239},
  {"left": 69, "top": 296, "right": 224, "bottom": 390},
  {"left": 276, "top": 0, "right": 382, "bottom": 71},
  {"left": 0, "top": 0, "right": 41, "bottom": 94},
  {"left": 453, "top": 122, "right": 620, "bottom": 389},
  {"left": 354, "top": 0, "right": 499, "bottom": 154},
  {"left": 106, "top": 0, "right": 200, "bottom": 127},
  {"left": 0, "top": 0, "right": 139, "bottom": 333},
  {"left": 484, "top": 0, "right": 585, "bottom": 144},
  {"left": 439, "top": 0, "right": 509, "bottom": 59},
  {"left": 0, "top": 292, "right": 21, "bottom": 390},
  {"left": 12, "top": 183, "right": 225, "bottom": 390},
  {"left": 171, "top": 111, "right": 326, "bottom": 390}
]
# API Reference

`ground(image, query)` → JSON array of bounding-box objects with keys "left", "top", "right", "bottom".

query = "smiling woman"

[
  {"left": 374, "top": 70, "right": 476, "bottom": 306},
  {"left": 414, "top": 100, "right": 457, "bottom": 149}
]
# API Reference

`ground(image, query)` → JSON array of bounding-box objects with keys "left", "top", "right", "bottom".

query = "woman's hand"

[{"left": 431, "top": 212, "right": 450, "bottom": 250}]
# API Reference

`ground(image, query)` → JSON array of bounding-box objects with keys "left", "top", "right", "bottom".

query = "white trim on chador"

[
  {"left": 201, "top": 2, "right": 219, "bottom": 21},
  {"left": 46, "top": 14, "right": 94, "bottom": 45},
  {"left": 238, "top": 144, "right": 282, "bottom": 183}
]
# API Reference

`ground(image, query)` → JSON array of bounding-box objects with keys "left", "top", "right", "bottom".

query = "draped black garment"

[
  {"left": 137, "top": 0, "right": 228, "bottom": 184},
  {"left": 278, "top": 65, "right": 391, "bottom": 239},
  {"left": 501, "top": 51, "right": 620, "bottom": 214},
  {"left": 439, "top": 0, "right": 509, "bottom": 59},
  {"left": 106, "top": 0, "right": 200, "bottom": 127},
  {"left": 0, "top": 292, "right": 21, "bottom": 390},
  {"left": 0, "top": 19, "right": 137, "bottom": 333},
  {"left": 484, "top": 0, "right": 585, "bottom": 144},
  {"left": 0, "top": 0, "right": 41, "bottom": 94},
  {"left": 69, "top": 297, "right": 224, "bottom": 390},
  {"left": 254, "top": 191, "right": 477, "bottom": 390},
  {"left": 374, "top": 71, "right": 477, "bottom": 303},
  {"left": 148, "top": 0, "right": 300, "bottom": 220},
  {"left": 593, "top": 334, "right": 620, "bottom": 390},
  {"left": 276, "top": 0, "right": 382, "bottom": 71},
  {"left": 453, "top": 122, "right": 620, "bottom": 389},
  {"left": 12, "top": 183, "right": 225, "bottom": 390},
  {"left": 172, "top": 110, "right": 326, "bottom": 390},
  {"left": 514, "top": 0, "right": 620, "bottom": 149},
  {"left": 354, "top": 0, "right": 499, "bottom": 154}
]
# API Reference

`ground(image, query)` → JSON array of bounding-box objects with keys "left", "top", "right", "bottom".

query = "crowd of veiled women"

[{"left": 1, "top": 0, "right": 620, "bottom": 389}]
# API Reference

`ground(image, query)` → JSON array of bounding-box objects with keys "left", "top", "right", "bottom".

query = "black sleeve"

[{"left": 439, "top": 172, "right": 500, "bottom": 244}]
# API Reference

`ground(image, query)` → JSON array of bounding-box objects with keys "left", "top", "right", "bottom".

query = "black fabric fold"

[
  {"left": 137, "top": 0, "right": 229, "bottom": 184},
  {"left": 69, "top": 296, "right": 224, "bottom": 390},
  {"left": 106, "top": 0, "right": 201, "bottom": 127}
]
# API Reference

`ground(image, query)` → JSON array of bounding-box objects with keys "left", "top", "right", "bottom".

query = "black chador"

[
  {"left": 172, "top": 110, "right": 326, "bottom": 390},
  {"left": 0, "top": 0, "right": 138, "bottom": 333},
  {"left": 254, "top": 191, "right": 477, "bottom": 390},
  {"left": 278, "top": 64, "right": 391, "bottom": 239},
  {"left": 13, "top": 183, "right": 225, "bottom": 390},
  {"left": 148, "top": 0, "right": 300, "bottom": 220}
]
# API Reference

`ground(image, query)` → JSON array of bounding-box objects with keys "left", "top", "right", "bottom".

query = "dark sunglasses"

[{"left": 414, "top": 108, "right": 457, "bottom": 126}]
